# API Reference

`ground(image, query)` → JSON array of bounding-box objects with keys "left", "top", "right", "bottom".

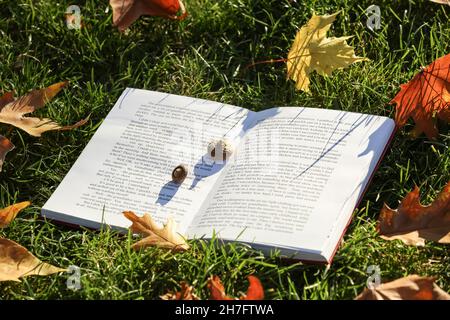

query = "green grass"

[{"left": 0, "top": 0, "right": 449, "bottom": 299}]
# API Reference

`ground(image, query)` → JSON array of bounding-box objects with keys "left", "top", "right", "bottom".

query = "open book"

[{"left": 42, "top": 88, "right": 395, "bottom": 263}]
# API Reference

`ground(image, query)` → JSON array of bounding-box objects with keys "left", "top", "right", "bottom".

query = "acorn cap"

[{"left": 172, "top": 164, "right": 188, "bottom": 184}]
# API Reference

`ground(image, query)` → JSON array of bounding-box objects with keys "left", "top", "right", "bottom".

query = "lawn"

[{"left": 0, "top": 0, "right": 449, "bottom": 299}]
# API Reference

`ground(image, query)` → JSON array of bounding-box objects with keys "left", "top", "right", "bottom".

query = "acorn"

[
  {"left": 207, "top": 139, "right": 233, "bottom": 162},
  {"left": 172, "top": 164, "right": 188, "bottom": 184}
]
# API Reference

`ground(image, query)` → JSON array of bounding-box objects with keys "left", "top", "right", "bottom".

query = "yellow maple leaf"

[{"left": 287, "top": 11, "right": 368, "bottom": 92}]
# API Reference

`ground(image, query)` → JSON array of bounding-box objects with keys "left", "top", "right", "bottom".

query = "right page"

[{"left": 187, "top": 107, "right": 395, "bottom": 261}]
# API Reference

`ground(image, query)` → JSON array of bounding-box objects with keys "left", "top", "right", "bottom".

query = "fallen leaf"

[
  {"left": 243, "top": 275, "right": 265, "bottom": 300},
  {"left": 0, "top": 238, "right": 67, "bottom": 282},
  {"left": 390, "top": 53, "right": 450, "bottom": 139},
  {"left": 208, "top": 275, "right": 234, "bottom": 300},
  {"left": 377, "top": 181, "right": 450, "bottom": 245},
  {"left": 160, "top": 281, "right": 200, "bottom": 300},
  {"left": 123, "top": 211, "right": 189, "bottom": 251},
  {"left": 208, "top": 275, "right": 264, "bottom": 300},
  {"left": 0, "top": 82, "right": 88, "bottom": 137},
  {"left": 355, "top": 275, "right": 450, "bottom": 300},
  {"left": 287, "top": 11, "right": 367, "bottom": 92},
  {"left": 0, "top": 135, "right": 14, "bottom": 172},
  {"left": 110, "top": 0, "right": 187, "bottom": 32},
  {"left": 0, "top": 201, "right": 31, "bottom": 228}
]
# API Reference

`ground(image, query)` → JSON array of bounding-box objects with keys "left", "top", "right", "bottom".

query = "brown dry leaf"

[
  {"left": 208, "top": 275, "right": 264, "bottom": 300},
  {"left": 0, "top": 238, "right": 67, "bottom": 282},
  {"left": 110, "top": 0, "right": 187, "bottom": 32},
  {"left": 0, "top": 82, "right": 88, "bottom": 137},
  {"left": 287, "top": 11, "right": 367, "bottom": 92},
  {"left": 160, "top": 281, "right": 200, "bottom": 300},
  {"left": 0, "top": 135, "right": 14, "bottom": 172},
  {"left": 390, "top": 53, "right": 450, "bottom": 139},
  {"left": 377, "top": 181, "right": 450, "bottom": 245},
  {"left": 0, "top": 201, "right": 31, "bottom": 228},
  {"left": 356, "top": 275, "right": 450, "bottom": 300},
  {"left": 123, "top": 211, "right": 189, "bottom": 251}
]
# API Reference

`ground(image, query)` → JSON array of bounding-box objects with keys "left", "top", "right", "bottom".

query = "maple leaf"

[
  {"left": 0, "top": 82, "right": 88, "bottom": 137},
  {"left": 0, "top": 238, "right": 67, "bottom": 282},
  {"left": 110, "top": 0, "right": 187, "bottom": 32},
  {"left": 123, "top": 211, "right": 189, "bottom": 251},
  {"left": 0, "top": 135, "right": 14, "bottom": 173},
  {"left": 390, "top": 54, "right": 450, "bottom": 139},
  {"left": 355, "top": 275, "right": 450, "bottom": 300},
  {"left": 377, "top": 181, "right": 450, "bottom": 246},
  {"left": 287, "top": 11, "right": 368, "bottom": 92},
  {"left": 160, "top": 281, "right": 200, "bottom": 300},
  {"left": 208, "top": 275, "right": 264, "bottom": 300},
  {"left": 0, "top": 201, "right": 31, "bottom": 228}
]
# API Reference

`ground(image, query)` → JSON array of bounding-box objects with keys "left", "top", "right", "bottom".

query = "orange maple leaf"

[
  {"left": 110, "top": 0, "right": 187, "bottom": 32},
  {"left": 390, "top": 53, "right": 450, "bottom": 139},
  {"left": 377, "top": 181, "right": 450, "bottom": 245},
  {"left": 208, "top": 275, "right": 264, "bottom": 300}
]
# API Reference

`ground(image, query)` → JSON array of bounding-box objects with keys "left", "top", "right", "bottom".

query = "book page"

[
  {"left": 42, "top": 89, "right": 255, "bottom": 232},
  {"left": 187, "top": 107, "right": 395, "bottom": 257}
]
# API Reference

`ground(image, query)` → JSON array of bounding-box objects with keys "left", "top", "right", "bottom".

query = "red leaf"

[
  {"left": 0, "top": 136, "right": 14, "bottom": 173},
  {"left": 390, "top": 53, "right": 450, "bottom": 139},
  {"left": 241, "top": 275, "right": 265, "bottom": 300},
  {"left": 208, "top": 275, "right": 234, "bottom": 300},
  {"left": 110, "top": 0, "right": 187, "bottom": 32},
  {"left": 208, "top": 275, "right": 264, "bottom": 300}
]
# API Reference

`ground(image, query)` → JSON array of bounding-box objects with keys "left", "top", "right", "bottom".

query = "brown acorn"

[{"left": 172, "top": 164, "right": 188, "bottom": 184}]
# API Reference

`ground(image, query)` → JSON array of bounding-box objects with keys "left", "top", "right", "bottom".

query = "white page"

[
  {"left": 42, "top": 89, "right": 255, "bottom": 232},
  {"left": 187, "top": 107, "right": 395, "bottom": 258}
]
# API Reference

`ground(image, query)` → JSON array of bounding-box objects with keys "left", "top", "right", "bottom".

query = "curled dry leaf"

[
  {"left": 390, "top": 53, "right": 450, "bottom": 139},
  {"left": 123, "top": 211, "right": 189, "bottom": 251},
  {"left": 0, "top": 201, "right": 31, "bottom": 228},
  {"left": 110, "top": 0, "right": 187, "bottom": 32},
  {"left": 287, "top": 11, "right": 367, "bottom": 92},
  {"left": 0, "top": 238, "right": 67, "bottom": 282},
  {"left": 355, "top": 275, "right": 450, "bottom": 300},
  {"left": 0, "top": 81, "right": 88, "bottom": 137},
  {"left": 377, "top": 181, "right": 450, "bottom": 246},
  {"left": 208, "top": 275, "right": 264, "bottom": 300},
  {"left": 0, "top": 135, "right": 14, "bottom": 172},
  {"left": 160, "top": 281, "right": 200, "bottom": 300}
]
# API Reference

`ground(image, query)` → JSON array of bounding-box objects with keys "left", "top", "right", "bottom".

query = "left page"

[{"left": 42, "top": 88, "right": 255, "bottom": 233}]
